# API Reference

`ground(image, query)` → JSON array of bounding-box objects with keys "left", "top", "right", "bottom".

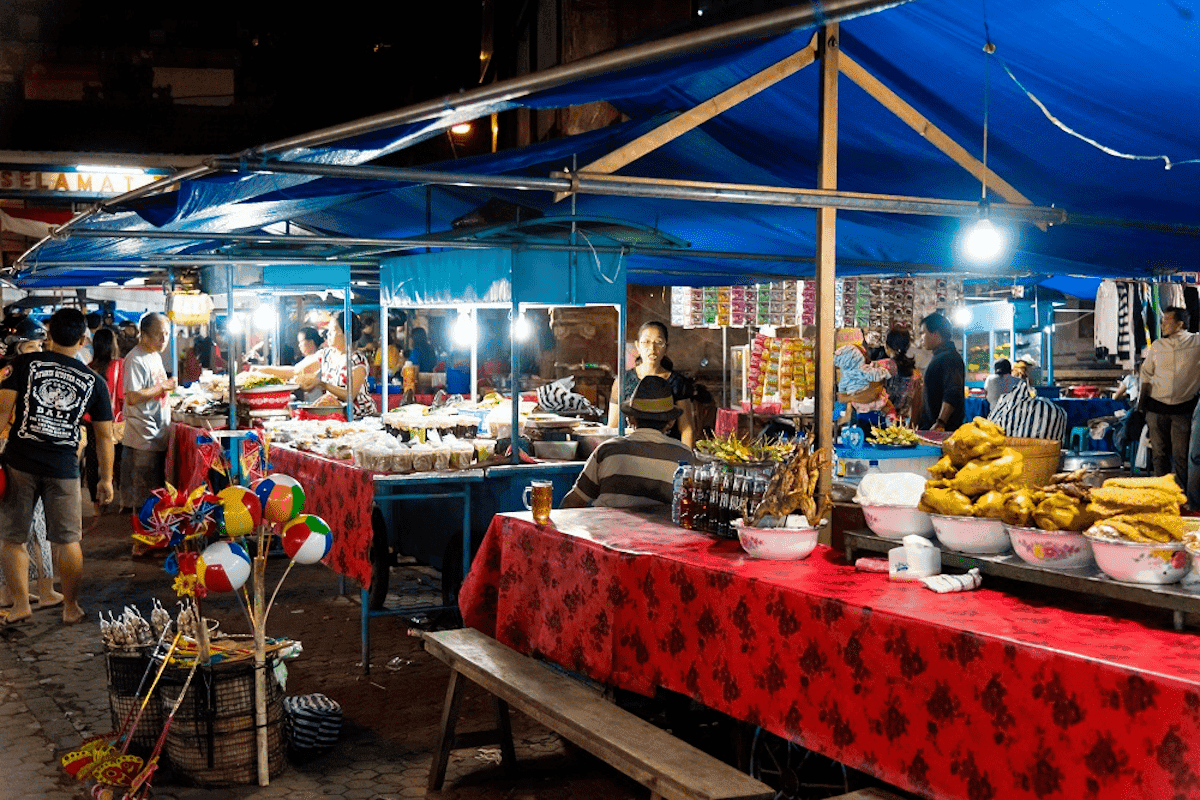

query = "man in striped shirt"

[
  {"left": 987, "top": 383, "right": 1068, "bottom": 445},
  {"left": 562, "top": 375, "right": 695, "bottom": 508}
]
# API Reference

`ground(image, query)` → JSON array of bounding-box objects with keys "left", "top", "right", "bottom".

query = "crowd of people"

[{"left": 0, "top": 308, "right": 176, "bottom": 624}]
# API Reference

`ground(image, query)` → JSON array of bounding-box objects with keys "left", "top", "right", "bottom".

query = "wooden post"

[{"left": 815, "top": 24, "right": 840, "bottom": 537}]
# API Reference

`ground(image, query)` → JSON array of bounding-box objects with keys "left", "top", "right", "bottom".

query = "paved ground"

[{"left": 0, "top": 504, "right": 647, "bottom": 800}]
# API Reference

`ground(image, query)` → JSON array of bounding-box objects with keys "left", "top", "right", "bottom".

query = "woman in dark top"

[
  {"left": 882, "top": 327, "right": 921, "bottom": 425},
  {"left": 608, "top": 321, "right": 695, "bottom": 447}
]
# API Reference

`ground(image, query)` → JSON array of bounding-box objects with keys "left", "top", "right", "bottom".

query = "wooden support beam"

[
  {"left": 838, "top": 52, "right": 1047, "bottom": 231},
  {"left": 553, "top": 35, "right": 819, "bottom": 202},
  {"left": 815, "top": 24, "right": 839, "bottom": 531}
]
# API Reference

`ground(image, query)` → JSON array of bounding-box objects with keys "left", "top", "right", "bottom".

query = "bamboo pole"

[{"left": 254, "top": 526, "right": 269, "bottom": 785}]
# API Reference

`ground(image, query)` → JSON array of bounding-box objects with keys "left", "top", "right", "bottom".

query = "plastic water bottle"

[{"left": 671, "top": 462, "right": 691, "bottom": 526}]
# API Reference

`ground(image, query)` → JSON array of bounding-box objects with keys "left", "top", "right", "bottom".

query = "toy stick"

[
  {"left": 261, "top": 560, "right": 296, "bottom": 628},
  {"left": 253, "top": 544, "right": 270, "bottom": 785}
]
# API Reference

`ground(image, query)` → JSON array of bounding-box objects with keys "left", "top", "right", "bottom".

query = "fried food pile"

[
  {"left": 748, "top": 435, "right": 829, "bottom": 528},
  {"left": 1003, "top": 469, "right": 1095, "bottom": 531},
  {"left": 918, "top": 418, "right": 1026, "bottom": 518},
  {"left": 1084, "top": 475, "right": 1188, "bottom": 543}
]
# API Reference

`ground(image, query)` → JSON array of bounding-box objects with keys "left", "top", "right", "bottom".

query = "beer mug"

[{"left": 522, "top": 480, "right": 554, "bottom": 524}]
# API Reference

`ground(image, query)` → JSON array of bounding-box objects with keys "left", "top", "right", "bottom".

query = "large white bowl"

[
  {"left": 735, "top": 522, "right": 819, "bottom": 560},
  {"left": 929, "top": 514, "right": 1010, "bottom": 555},
  {"left": 1006, "top": 526, "right": 1094, "bottom": 570},
  {"left": 860, "top": 505, "right": 934, "bottom": 539},
  {"left": 1089, "top": 536, "right": 1189, "bottom": 584}
]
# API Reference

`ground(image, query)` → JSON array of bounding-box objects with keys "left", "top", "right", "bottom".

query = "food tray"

[{"left": 237, "top": 383, "right": 298, "bottom": 395}]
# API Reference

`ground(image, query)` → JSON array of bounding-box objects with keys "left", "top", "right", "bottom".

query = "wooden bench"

[
  {"left": 423, "top": 628, "right": 774, "bottom": 800},
  {"left": 826, "top": 790, "right": 908, "bottom": 800}
]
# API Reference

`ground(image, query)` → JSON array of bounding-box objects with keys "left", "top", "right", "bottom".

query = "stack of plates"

[{"left": 283, "top": 694, "right": 342, "bottom": 755}]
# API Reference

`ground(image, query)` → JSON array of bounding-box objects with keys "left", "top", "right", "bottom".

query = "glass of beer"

[{"left": 522, "top": 480, "right": 554, "bottom": 524}]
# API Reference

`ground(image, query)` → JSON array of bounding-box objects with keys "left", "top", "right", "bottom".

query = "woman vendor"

[
  {"left": 608, "top": 321, "right": 694, "bottom": 448},
  {"left": 259, "top": 312, "right": 378, "bottom": 416}
]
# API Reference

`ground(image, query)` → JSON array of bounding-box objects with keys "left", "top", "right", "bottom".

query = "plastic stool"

[{"left": 1069, "top": 427, "right": 1090, "bottom": 451}]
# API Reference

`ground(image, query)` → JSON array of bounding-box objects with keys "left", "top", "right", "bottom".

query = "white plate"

[{"left": 238, "top": 383, "right": 298, "bottom": 394}]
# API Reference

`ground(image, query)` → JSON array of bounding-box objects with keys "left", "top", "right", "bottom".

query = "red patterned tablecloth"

[
  {"left": 460, "top": 509, "right": 1200, "bottom": 800},
  {"left": 171, "top": 424, "right": 375, "bottom": 587}
]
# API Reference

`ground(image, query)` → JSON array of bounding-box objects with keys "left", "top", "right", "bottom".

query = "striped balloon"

[
  {"left": 252, "top": 474, "right": 305, "bottom": 524},
  {"left": 197, "top": 541, "right": 252, "bottom": 593}
]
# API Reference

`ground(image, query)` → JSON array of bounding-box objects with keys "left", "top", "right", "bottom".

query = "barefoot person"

[
  {"left": 0, "top": 309, "right": 114, "bottom": 624},
  {"left": 0, "top": 321, "right": 64, "bottom": 610}
]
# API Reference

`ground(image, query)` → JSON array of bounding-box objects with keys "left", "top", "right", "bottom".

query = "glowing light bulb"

[
  {"left": 452, "top": 312, "right": 476, "bottom": 347},
  {"left": 951, "top": 306, "right": 973, "bottom": 328},
  {"left": 511, "top": 314, "right": 532, "bottom": 341},
  {"left": 252, "top": 303, "right": 276, "bottom": 331},
  {"left": 450, "top": 123, "right": 472, "bottom": 135},
  {"left": 227, "top": 313, "right": 243, "bottom": 334},
  {"left": 964, "top": 217, "right": 1004, "bottom": 263}
]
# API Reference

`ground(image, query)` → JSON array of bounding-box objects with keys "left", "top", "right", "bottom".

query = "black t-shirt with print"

[{"left": 2, "top": 351, "right": 113, "bottom": 479}]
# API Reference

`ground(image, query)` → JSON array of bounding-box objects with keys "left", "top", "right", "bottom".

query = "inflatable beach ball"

[
  {"left": 197, "top": 541, "right": 252, "bottom": 593},
  {"left": 281, "top": 515, "right": 333, "bottom": 565},
  {"left": 216, "top": 486, "right": 262, "bottom": 536},
  {"left": 252, "top": 474, "right": 305, "bottom": 524}
]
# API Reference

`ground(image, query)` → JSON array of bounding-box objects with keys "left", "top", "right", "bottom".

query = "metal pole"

[
  {"left": 206, "top": 159, "right": 1066, "bottom": 225},
  {"left": 227, "top": 263, "right": 237, "bottom": 433},
  {"left": 344, "top": 288, "right": 354, "bottom": 422},
  {"left": 470, "top": 308, "right": 479, "bottom": 402},
  {"left": 616, "top": 303, "right": 626, "bottom": 435},
  {"left": 381, "top": 300, "right": 390, "bottom": 413},
  {"left": 722, "top": 325, "right": 728, "bottom": 411},
  {"left": 166, "top": 267, "right": 176, "bottom": 378},
  {"left": 510, "top": 299, "right": 520, "bottom": 464}
]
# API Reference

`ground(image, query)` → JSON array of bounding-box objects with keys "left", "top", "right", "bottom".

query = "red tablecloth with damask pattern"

[
  {"left": 171, "top": 423, "right": 374, "bottom": 587},
  {"left": 460, "top": 509, "right": 1200, "bottom": 800}
]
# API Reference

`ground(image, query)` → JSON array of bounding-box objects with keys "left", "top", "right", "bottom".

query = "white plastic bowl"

[
  {"left": 1006, "top": 526, "right": 1094, "bottom": 570},
  {"left": 1089, "top": 536, "right": 1189, "bottom": 584},
  {"left": 929, "top": 514, "right": 1010, "bottom": 555},
  {"left": 735, "top": 522, "right": 819, "bottom": 560},
  {"left": 860, "top": 505, "right": 934, "bottom": 539}
]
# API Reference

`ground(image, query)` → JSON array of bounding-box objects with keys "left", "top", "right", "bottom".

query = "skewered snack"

[
  {"left": 747, "top": 436, "right": 830, "bottom": 527},
  {"left": 696, "top": 432, "right": 794, "bottom": 464}
]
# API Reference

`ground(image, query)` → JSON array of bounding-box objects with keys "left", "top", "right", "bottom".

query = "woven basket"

[
  {"left": 1006, "top": 437, "right": 1062, "bottom": 488},
  {"left": 159, "top": 660, "right": 286, "bottom": 786}
]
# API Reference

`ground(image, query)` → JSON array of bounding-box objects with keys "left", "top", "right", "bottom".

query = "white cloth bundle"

[{"left": 921, "top": 568, "right": 982, "bottom": 593}]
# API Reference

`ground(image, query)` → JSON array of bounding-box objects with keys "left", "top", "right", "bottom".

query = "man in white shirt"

[
  {"left": 1140, "top": 307, "right": 1200, "bottom": 492},
  {"left": 120, "top": 313, "right": 176, "bottom": 521}
]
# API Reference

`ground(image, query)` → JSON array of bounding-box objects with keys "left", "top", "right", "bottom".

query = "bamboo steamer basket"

[{"left": 1005, "top": 437, "right": 1062, "bottom": 488}]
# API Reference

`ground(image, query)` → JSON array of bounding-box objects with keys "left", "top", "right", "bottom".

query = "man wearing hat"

[{"left": 562, "top": 375, "right": 694, "bottom": 508}]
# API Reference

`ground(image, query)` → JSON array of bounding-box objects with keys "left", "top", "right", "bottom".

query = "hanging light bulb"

[
  {"left": 451, "top": 310, "right": 476, "bottom": 347},
  {"left": 960, "top": 40, "right": 1008, "bottom": 266},
  {"left": 951, "top": 305, "right": 973, "bottom": 328},
  {"left": 252, "top": 300, "right": 277, "bottom": 331},
  {"left": 963, "top": 210, "right": 1005, "bottom": 263},
  {"left": 227, "top": 313, "right": 243, "bottom": 334},
  {"left": 511, "top": 313, "right": 532, "bottom": 341}
]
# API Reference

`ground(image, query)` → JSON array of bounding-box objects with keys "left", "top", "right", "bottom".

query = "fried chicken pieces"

[
  {"left": 1084, "top": 475, "right": 1188, "bottom": 543},
  {"left": 919, "top": 418, "right": 1026, "bottom": 518}
]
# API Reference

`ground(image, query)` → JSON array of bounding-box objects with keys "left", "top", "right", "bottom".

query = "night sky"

[{"left": 3, "top": 0, "right": 484, "bottom": 155}]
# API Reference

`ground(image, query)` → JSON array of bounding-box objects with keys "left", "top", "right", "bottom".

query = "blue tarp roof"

[{"left": 15, "top": 0, "right": 1200, "bottom": 289}]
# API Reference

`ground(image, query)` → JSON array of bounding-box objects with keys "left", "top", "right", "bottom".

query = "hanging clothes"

[
  {"left": 1185, "top": 286, "right": 1200, "bottom": 334},
  {"left": 1094, "top": 280, "right": 1119, "bottom": 359}
]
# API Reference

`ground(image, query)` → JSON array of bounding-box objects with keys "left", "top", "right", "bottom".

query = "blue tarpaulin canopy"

[{"left": 12, "top": 0, "right": 1200, "bottom": 292}]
